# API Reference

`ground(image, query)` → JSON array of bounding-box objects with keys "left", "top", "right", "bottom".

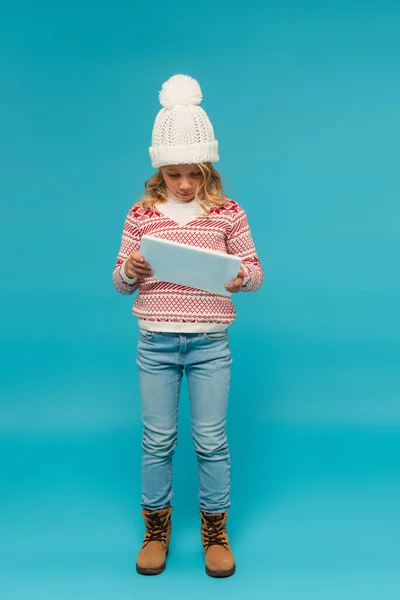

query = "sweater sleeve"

[
  {"left": 225, "top": 205, "right": 264, "bottom": 292},
  {"left": 112, "top": 206, "right": 141, "bottom": 295}
]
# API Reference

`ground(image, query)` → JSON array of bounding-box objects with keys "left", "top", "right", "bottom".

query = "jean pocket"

[{"left": 203, "top": 331, "right": 229, "bottom": 342}]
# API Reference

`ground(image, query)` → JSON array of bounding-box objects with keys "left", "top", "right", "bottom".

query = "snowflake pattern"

[{"left": 112, "top": 198, "right": 263, "bottom": 324}]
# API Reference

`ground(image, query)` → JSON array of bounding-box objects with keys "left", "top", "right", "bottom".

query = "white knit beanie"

[{"left": 149, "top": 74, "right": 219, "bottom": 168}]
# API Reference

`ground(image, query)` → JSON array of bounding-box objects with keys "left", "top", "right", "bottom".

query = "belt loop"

[{"left": 179, "top": 334, "right": 188, "bottom": 356}]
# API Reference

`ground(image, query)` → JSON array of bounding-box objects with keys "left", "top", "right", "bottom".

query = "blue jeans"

[{"left": 136, "top": 329, "right": 232, "bottom": 514}]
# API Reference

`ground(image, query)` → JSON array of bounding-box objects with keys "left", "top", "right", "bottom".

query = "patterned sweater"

[{"left": 112, "top": 198, "right": 264, "bottom": 333}]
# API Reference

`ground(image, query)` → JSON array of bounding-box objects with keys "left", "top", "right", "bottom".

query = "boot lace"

[
  {"left": 201, "top": 513, "right": 228, "bottom": 550},
  {"left": 143, "top": 512, "right": 169, "bottom": 547}
]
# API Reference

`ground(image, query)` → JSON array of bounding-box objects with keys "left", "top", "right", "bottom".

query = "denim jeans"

[{"left": 136, "top": 329, "right": 232, "bottom": 514}]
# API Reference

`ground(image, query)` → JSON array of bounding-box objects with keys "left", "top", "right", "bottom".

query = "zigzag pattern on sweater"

[{"left": 112, "top": 198, "right": 263, "bottom": 327}]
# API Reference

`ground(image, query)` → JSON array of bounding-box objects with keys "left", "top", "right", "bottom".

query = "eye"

[{"left": 168, "top": 173, "right": 180, "bottom": 178}]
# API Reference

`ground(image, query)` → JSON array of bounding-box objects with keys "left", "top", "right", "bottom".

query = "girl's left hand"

[{"left": 224, "top": 268, "right": 247, "bottom": 293}]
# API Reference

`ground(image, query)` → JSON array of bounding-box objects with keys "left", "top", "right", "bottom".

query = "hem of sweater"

[{"left": 137, "top": 319, "right": 229, "bottom": 333}]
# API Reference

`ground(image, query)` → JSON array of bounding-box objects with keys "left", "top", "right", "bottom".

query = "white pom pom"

[{"left": 159, "top": 74, "right": 203, "bottom": 108}]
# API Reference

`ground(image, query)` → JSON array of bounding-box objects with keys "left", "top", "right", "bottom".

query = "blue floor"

[{"left": 1, "top": 429, "right": 398, "bottom": 599}]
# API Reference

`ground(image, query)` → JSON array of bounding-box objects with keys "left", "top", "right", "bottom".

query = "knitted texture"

[
  {"left": 149, "top": 74, "right": 219, "bottom": 168},
  {"left": 112, "top": 199, "right": 263, "bottom": 328}
]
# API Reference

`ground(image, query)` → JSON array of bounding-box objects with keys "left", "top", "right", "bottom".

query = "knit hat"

[{"left": 149, "top": 74, "right": 219, "bottom": 168}]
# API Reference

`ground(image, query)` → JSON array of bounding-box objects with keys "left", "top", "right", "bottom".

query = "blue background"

[{"left": 1, "top": 1, "right": 399, "bottom": 598}]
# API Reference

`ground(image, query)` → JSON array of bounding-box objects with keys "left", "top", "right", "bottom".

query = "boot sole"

[
  {"left": 136, "top": 549, "right": 169, "bottom": 576},
  {"left": 206, "top": 564, "right": 236, "bottom": 578},
  {"left": 136, "top": 563, "right": 166, "bottom": 576}
]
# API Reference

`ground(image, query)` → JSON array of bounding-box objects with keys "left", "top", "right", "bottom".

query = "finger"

[
  {"left": 136, "top": 268, "right": 154, "bottom": 277},
  {"left": 130, "top": 263, "right": 153, "bottom": 275},
  {"left": 232, "top": 277, "right": 244, "bottom": 286},
  {"left": 131, "top": 253, "right": 147, "bottom": 264},
  {"left": 131, "top": 254, "right": 147, "bottom": 264},
  {"left": 132, "top": 258, "right": 151, "bottom": 269},
  {"left": 225, "top": 283, "right": 241, "bottom": 292}
]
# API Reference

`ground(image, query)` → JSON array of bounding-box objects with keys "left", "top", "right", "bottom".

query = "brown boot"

[
  {"left": 200, "top": 511, "right": 236, "bottom": 578},
  {"left": 136, "top": 506, "right": 172, "bottom": 575}
]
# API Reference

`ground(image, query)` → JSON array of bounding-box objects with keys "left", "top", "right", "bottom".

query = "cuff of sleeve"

[
  {"left": 241, "top": 264, "right": 250, "bottom": 288},
  {"left": 120, "top": 261, "right": 138, "bottom": 285}
]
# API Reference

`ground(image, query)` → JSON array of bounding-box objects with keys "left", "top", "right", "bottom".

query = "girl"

[{"left": 112, "top": 74, "right": 263, "bottom": 578}]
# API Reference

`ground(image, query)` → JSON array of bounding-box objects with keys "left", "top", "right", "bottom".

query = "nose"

[{"left": 179, "top": 178, "right": 192, "bottom": 192}]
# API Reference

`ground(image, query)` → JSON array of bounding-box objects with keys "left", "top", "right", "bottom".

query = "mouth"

[{"left": 179, "top": 192, "right": 193, "bottom": 197}]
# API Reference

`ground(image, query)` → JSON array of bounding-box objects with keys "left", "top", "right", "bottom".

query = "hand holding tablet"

[
  {"left": 124, "top": 251, "right": 154, "bottom": 279},
  {"left": 224, "top": 267, "right": 247, "bottom": 293},
  {"left": 136, "top": 235, "right": 243, "bottom": 296}
]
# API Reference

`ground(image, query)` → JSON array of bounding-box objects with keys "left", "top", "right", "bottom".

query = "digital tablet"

[{"left": 139, "top": 235, "right": 242, "bottom": 296}]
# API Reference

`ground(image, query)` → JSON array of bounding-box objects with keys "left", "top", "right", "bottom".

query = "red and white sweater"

[{"left": 112, "top": 198, "right": 264, "bottom": 333}]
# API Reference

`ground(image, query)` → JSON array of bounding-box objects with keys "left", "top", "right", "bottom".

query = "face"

[{"left": 161, "top": 164, "right": 202, "bottom": 201}]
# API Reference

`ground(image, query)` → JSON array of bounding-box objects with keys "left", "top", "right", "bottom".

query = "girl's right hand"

[{"left": 123, "top": 251, "right": 154, "bottom": 279}]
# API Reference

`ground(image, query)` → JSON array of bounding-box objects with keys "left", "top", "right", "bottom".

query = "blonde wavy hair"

[{"left": 139, "top": 162, "right": 228, "bottom": 216}]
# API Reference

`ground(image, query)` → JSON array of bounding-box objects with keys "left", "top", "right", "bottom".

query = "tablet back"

[{"left": 139, "top": 235, "right": 242, "bottom": 296}]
